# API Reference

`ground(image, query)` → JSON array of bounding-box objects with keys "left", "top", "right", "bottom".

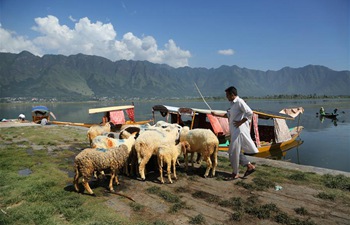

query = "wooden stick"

[
  {"left": 106, "top": 190, "right": 135, "bottom": 202},
  {"left": 194, "top": 83, "right": 212, "bottom": 110}
]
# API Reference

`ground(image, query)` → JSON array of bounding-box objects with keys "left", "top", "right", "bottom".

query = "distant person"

[
  {"left": 319, "top": 107, "right": 325, "bottom": 116},
  {"left": 18, "top": 114, "right": 25, "bottom": 122},
  {"left": 41, "top": 118, "right": 48, "bottom": 125},
  {"left": 102, "top": 112, "right": 110, "bottom": 124},
  {"left": 212, "top": 86, "right": 258, "bottom": 180}
]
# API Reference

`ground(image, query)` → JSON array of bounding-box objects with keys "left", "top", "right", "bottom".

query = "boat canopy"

[
  {"left": 89, "top": 105, "right": 136, "bottom": 124},
  {"left": 152, "top": 105, "right": 181, "bottom": 116},
  {"left": 253, "top": 109, "right": 295, "bottom": 120},
  {"left": 32, "top": 105, "right": 49, "bottom": 113},
  {"left": 31, "top": 106, "right": 50, "bottom": 122},
  {"left": 279, "top": 107, "right": 304, "bottom": 118},
  {"left": 88, "top": 105, "right": 134, "bottom": 114},
  {"left": 31, "top": 106, "right": 50, "bottom": 116}
]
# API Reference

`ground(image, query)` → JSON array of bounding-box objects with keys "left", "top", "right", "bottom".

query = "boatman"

[
  {"left": 18, "top": 114, "right": 25, "bottom": 122},
  {"left": 212, "top": 86, "right": 258, "bottom": 180}
]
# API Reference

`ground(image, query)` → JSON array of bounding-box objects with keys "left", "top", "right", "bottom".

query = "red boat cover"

[
  {"left": 109, "top": 110, "right": 125, "bottom": 124},
  {"left": 206, "top": 114, "right": 230, "bottom": 136},
  {"left": 126, "top": 108, "right": 135, "bottom": 122}
]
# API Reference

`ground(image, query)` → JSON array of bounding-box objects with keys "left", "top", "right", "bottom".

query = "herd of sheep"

[{"left": 73, "top": 121, "right": 219, "bottom": 195}]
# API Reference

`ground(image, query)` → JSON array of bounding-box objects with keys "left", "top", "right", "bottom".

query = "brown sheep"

[{"left": 74, "top": 133, "right": 137, "bottom": 195}]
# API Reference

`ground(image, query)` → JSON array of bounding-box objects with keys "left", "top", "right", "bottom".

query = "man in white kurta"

[
  {"left": 227, "top": 95, "right": 259, "bottom": 176},
  {"left": 212, "top": 86, "right": 258, "bottom": 179}
]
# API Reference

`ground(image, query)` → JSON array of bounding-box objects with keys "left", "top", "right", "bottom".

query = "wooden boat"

[
  {"left": 320, "top": 113, "right": 338, "bottom": 119},
  {"left": 318, "top": 107, "right": 338, "bottom": 119},
  {"left": 89, "top": 105, "right": 152, "bottom": 130},
  {"left": 52, "top": 105, "right": 152, "bottom": 129},
  {"left": 152, "top": 105, "right": 304, "bottom": 156},
  {"left": 253, "top": 139, "right": 304, "bottom": 159},
  {"left": 32, "top": 106, "right": 50, "bottom": 123}
]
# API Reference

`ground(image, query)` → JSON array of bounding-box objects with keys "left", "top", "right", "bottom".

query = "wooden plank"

[
  {"left": 51, "top": 121, "right": 95, "bottom": 128},
  {"left": 88, "top": 105, "right": 134, "bottom": 114},
  {"left": 253, "top": 110, "right": 294, "bottom": 120}
]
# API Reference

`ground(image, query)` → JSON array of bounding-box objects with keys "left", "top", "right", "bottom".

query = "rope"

[{"left": 194, "top": 82, "right": 212, "bottom": 110}]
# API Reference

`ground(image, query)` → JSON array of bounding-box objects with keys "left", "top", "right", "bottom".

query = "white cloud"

[
  {"left": 69, "top": 15, "right": 77, "bottom": 22},
  {"left": 0, "top": 24, "right": 42, "bottom": 55},
  {"left": 218, "top": 49, "right": 234, "bottom": 56},
  {"left": 1, "top": 15, "right": 191, "bottom": 68}
]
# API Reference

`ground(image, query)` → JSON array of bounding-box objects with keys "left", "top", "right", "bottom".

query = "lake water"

[{"left": 1, "top": 98, "right": 350, "bottom": 173}]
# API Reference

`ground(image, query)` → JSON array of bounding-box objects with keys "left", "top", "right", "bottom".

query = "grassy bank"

[{"left": 0, "top": 125, "right": 349, "bottom": 225}]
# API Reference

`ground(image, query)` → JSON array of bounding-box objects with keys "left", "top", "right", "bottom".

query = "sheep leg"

[
  {"left": 82, "top": 177, "right": 94, "bottom": 195},
  {"left": 190, "top": 152, "right": 195, "bottom": 168},
  {"left": 172, "top": 159, "right": 177, "bottom": 181},
  {"left": 73, "top": 169, "right": 80, "bottom": 192},
  {"left": 158, "top": 156, "right": 165, "bottom": 184},
  {"left": 139, "top": 154, "right": 152, "bottom": 180},
  {"left": 109, "top": 170, "right": 117, "bottom": 192},
  {"left": 203, "top": 155, "right": 213, "bottom": 178},
  {"left": 114, "top": 169, "right": 120, "bottom": 185},
  {"left": 167, "top": 161, "right": 173, "bottom": 184},
  {"left": 211, "top": 153, "right": 218, "bottom": 177}
]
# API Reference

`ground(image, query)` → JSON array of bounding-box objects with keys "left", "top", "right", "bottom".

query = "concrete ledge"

[{"left": 218, "top": 151, "right": 350, "bottom": 177}]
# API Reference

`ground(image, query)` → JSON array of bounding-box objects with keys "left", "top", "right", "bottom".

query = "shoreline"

[{"left": 2, "top": 121, "right": 349, "bottom": 178}]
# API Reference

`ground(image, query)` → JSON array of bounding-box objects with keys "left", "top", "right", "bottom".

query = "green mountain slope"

[{"left": 0, "top": 51, "right": 349, "bottom": 99}]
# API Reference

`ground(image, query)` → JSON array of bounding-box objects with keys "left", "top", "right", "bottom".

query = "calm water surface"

[{"left": 1, "top": 98, "right": 349, "bottom": 172}]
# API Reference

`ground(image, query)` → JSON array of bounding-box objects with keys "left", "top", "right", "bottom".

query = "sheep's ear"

[{"left": 131, "top": 132, "right": 139, "bottom": 139}]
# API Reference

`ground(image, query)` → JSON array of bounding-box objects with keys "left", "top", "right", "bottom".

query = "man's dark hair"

[{"left": 225, "top": 86, "right": 237, "bottom": 96}]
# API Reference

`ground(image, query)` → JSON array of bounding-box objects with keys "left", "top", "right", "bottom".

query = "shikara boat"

[
  {"left": 152, "top": 105, "right": 304, "bottom": 155},
  {"left": 318, "top": 107, "right": 338, "bottom": 119},
  {"left": 32, "top": 106, "right": 50, "bottom": 123},
  {"left": 88, "top": 105, "right": 152, "bottom": 130},
  {"left": 320, "top": 113, "right": 338, "bottom": 119},
  {"left": 52, "top": 105, "right": 152, "bottom": 129}
]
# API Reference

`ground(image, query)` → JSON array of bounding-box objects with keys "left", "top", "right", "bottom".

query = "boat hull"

[{"left": 218, "top": 126, "right": 303, "bottom": 156}]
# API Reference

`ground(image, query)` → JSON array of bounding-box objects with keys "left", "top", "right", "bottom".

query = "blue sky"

[{"left": 0, "top": 0, "right": 349, "bottom": 71}]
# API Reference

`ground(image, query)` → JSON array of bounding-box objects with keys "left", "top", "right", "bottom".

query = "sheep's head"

[
  {"left": 119, "top": 130, "right": 131, "bottom": 139},
  {"left": 129, "top": 131, "right": 139, "bottom": 140},
  {"left": 180, "top": 126, "right": 190, "bottom": 136},
  {"left": 180, "top": 141, "right": 191, "bottom": 155}
]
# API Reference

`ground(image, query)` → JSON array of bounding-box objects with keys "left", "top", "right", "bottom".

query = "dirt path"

[{"left": 96, "top": 162, "right": 350, "bottom": 225}]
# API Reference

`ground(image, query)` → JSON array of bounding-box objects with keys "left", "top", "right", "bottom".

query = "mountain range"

[{"left": 0, "top": 51, "right": 349, "bottom": 100}]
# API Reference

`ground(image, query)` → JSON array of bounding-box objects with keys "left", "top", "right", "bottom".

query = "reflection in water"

[{"left": 316, "top": 114, "right": 338, "bottom": 126}]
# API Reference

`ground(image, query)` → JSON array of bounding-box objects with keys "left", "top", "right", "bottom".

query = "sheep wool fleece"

[{"left": 227, "top": 96, "right": 259, "bottom": 175}]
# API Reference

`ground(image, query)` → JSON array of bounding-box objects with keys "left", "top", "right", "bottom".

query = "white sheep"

[
  {"left": 134, "top": 125, "right": 180, "bottom": 180},
  {"left": 87, "top": 123, "right": 111, "bottom": 146},
  {"left": 91, "top": 136, "right": 123, "bottom": 149},
  {"left": 91, "top": 130, "right": 138, "bottom": 176},
  {"left": 73, "top": 132, "right": 137, "bottom": 195},
  {"left": 157, "top": 141, "right": 190, "bottom": 184},
  {"left": 180, "top": 126, "right": 219, "bottom": 178}
]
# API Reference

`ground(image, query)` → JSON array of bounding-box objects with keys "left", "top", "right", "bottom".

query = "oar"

[{"left": 50, "top": 111, "right": 57, "bottom": 120}]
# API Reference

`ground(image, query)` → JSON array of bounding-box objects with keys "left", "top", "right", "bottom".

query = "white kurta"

[{"left": 227, "top": 96, "right": 259, "bottom": 174}]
